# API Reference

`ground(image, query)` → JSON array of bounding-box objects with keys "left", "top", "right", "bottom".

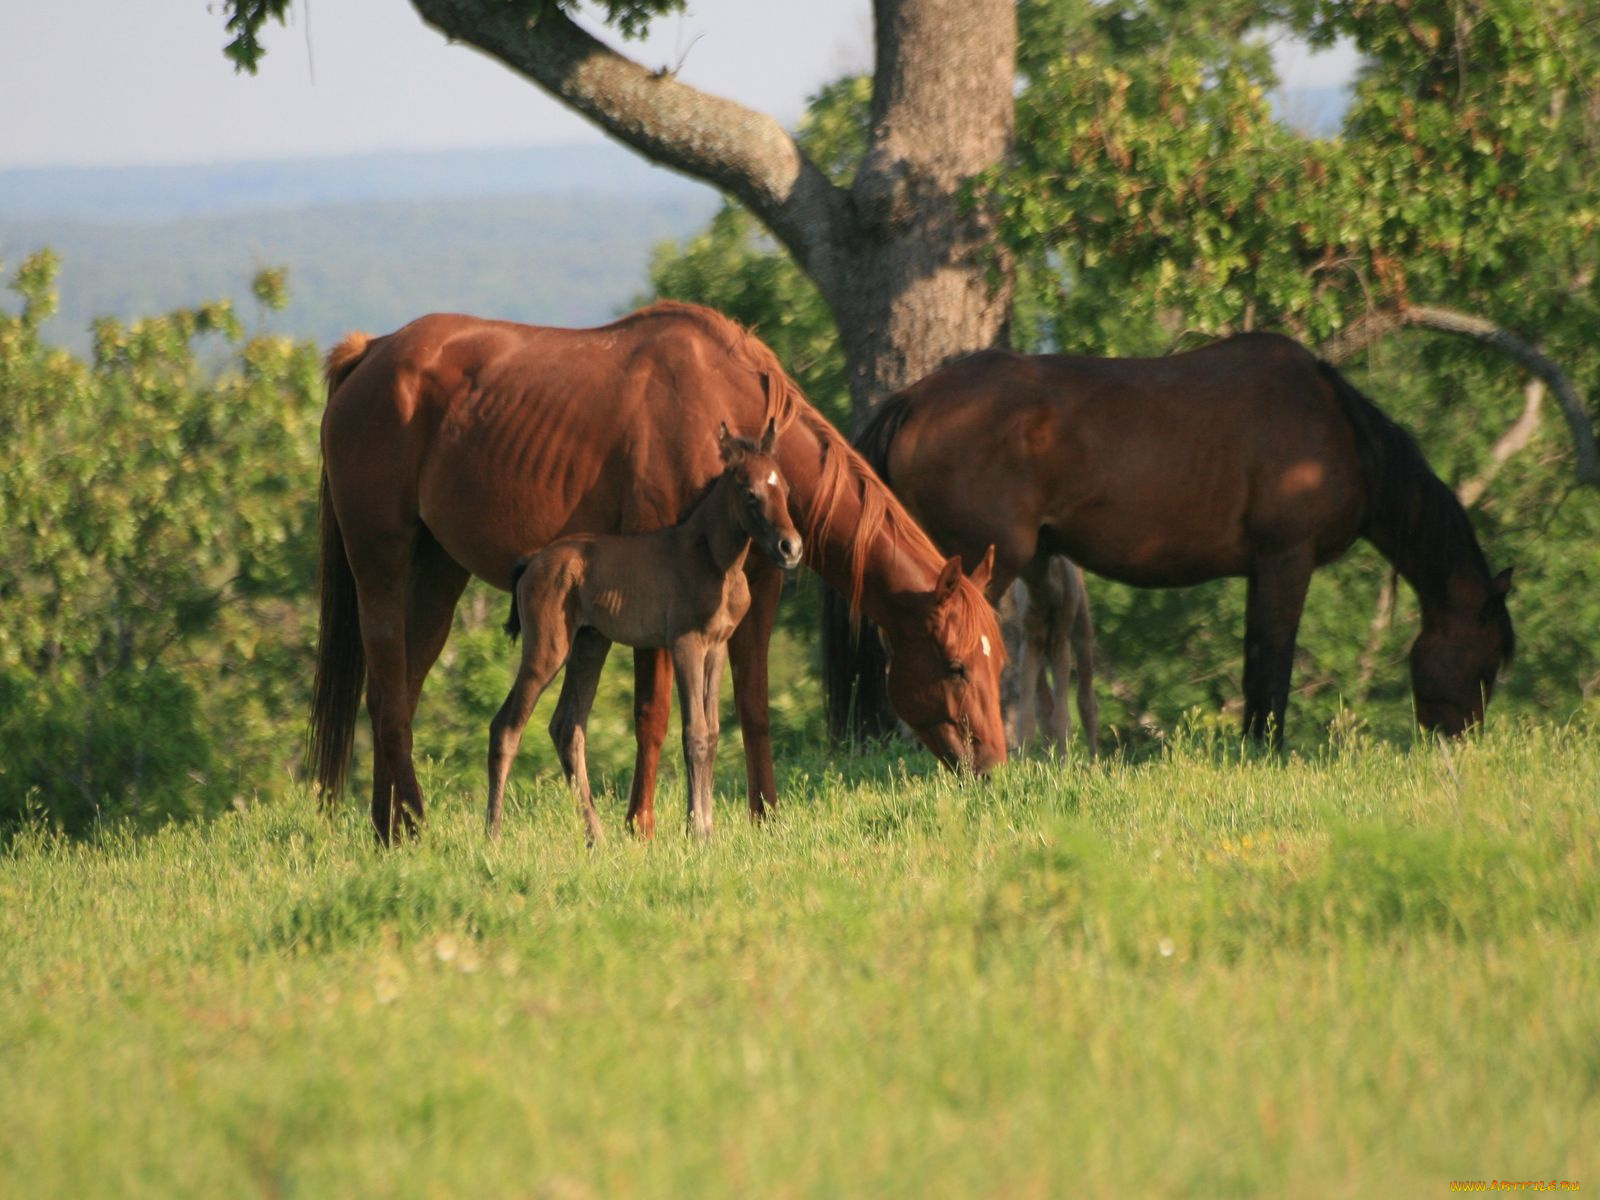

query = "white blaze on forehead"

[
  {"left": 767, "top": 470, "right": 778, "bottom": 486},
  {"left": 980, "top": 635, "right": 992, "bottom": 658}
]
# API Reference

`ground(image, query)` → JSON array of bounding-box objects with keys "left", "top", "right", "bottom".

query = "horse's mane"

[{"left": 1318, "top": 360, "right": 1514, "bottom": 659}]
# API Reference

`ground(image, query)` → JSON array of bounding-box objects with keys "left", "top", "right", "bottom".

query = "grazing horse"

[
  {"left": 828, "top": 332, "right": 1513, "bottom": 743},
  {"left": 311, "top": 301, "right": 1006, "bottom": 844},
  {"left": 1007, "top": 556, "right": 1099, "bottom": 756},
  {"left": 487, "top": 421, "right": 802, "bottom": 844}
]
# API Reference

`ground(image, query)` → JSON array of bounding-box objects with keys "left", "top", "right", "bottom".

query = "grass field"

[{"left": 3, "top": 721, "right": 1596, "bottom": 1198}]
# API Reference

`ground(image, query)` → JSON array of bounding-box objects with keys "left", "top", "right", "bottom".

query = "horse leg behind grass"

[{"left": 1012, "top": 556, "right": 1099, "bottom": 757}]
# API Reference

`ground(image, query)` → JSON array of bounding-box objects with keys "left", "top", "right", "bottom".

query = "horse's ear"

[
  {"left": 933, "top": 555, "right": 964, "bottom": 606},
  {"left": 759, "top": 415, "right": 778, "bottom": 454},
  {"left": 717, "top": 421, "right": 735, "bottom": 462},
  {"left": 968, "top": 544, "right": 997, "bottom": 596},
  {"left": 1490, "top": 567, "right": 1513, "bottom": 596}
]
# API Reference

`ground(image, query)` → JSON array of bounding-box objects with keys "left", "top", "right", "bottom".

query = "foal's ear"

[
  {"left": 1490, "top": 567, "right": 1513, "bottom": 596},
  {"left": 758, "top": 415, "right": 778, "bottom": 455},
  {"left": 717, "top": 421, "right": 735, "bottom": 462}
]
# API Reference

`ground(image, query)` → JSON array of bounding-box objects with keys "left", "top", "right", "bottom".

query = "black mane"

[{"left": 1318, "top": 360, "right": 1514, "bottom": 659}]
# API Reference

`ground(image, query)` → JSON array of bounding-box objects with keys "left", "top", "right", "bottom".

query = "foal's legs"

[
  {"left": 1045, "top": 627, "right": 1073, "bottom": 754},
  {"left": 671, "top": 640, "right": 720, "bottom": 840},
  {"left": 546, "top": 628, "right": 612, "bottom": 846},
  {"left": 1242, "top": 545, "right": 1316, "bottom": 745},
  {"left": 625, "top": 648, "right": 673, "bottom": 839},
  {"left": 486, "top": 598, "right": 576, "bottom": 839},
  {"left": 1015, "top": 615, "right": 1045, "bottom": 749}
]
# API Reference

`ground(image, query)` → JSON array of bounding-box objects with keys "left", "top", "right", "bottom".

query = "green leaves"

[{"left": 0, "top": 254, "right": 322, "bottom": 835}]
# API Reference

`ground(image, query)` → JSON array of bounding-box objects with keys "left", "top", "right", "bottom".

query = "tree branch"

[
  {"left": 1320, "top": 301, "right": 1600, "bottom": 488},
  {"left": 408, "top": 0, "right": 852, "bottom": 287},
  {"left": 1457, "top": 378, "right": 1544, "bottom": 508}
]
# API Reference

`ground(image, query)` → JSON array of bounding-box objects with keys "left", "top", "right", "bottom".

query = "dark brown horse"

[
  {"left": 828, "top": 332, "right": 1513, "bottom": 743},
  {"left": 487, "top": 420, "right": 802, "bottom": 844},
  {"left": 311, "top": 302, "right": 1006, "bottom": 843}
]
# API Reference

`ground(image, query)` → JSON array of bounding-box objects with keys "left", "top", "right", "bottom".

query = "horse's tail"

[
  {"left": 820, "top": 392, "right": 916, "bottom": 742},
  {"left": 306, "top": 468, "right": 365, "bottom": 808},
  {"left": 504, "top": 560, "right": 530, "bottom": 641},
  {"left": 324, "top": 331, "right": 373, "bottom": 393}
]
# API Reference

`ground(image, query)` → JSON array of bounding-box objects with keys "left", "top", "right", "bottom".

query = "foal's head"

[{"left": 716, "top": 418, "right": 803, "bottom": 570}]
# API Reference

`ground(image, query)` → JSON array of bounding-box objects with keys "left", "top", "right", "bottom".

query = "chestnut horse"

[
  {"left": 311, "top": 302, "right": 1006, "bottom": 843},
  {"left": 828, "top": 332, "right": 1513, "bottom": 743},
  {"left": 487, "top": 420, "right": 802, "bottom": 844}
]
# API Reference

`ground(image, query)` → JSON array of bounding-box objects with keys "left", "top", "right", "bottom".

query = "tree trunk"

[
  {"left": 829, "top": 0, "right": 1016, "bottom": 426},
  {"left": 408, "top": 0, "right": 1017, "bottom": 429}
]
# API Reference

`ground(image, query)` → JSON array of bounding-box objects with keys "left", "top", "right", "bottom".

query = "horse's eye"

[{"left": 946, "top": 659, "right": 967, "bottom": 680}]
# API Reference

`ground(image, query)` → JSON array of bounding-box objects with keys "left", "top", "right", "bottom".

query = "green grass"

[{"left": 3, "top": 722, "right": 1597, "bottom": 1197}]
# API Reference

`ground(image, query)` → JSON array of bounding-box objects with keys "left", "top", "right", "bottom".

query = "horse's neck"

[{"left": 1364, "top": 518, "right": 1482, "bottom": 629}]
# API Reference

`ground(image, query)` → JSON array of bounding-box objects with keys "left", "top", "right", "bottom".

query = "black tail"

[
  {"left": 306, "top": 470, "right": 365, "bottom": 807},
  {"left": 820, "top": 392, "right": 916, "bottom": 742},
  {"left": 504, "top": 560, "right": 529, "bottom": 641}
]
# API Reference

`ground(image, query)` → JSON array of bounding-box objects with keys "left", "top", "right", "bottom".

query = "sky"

[{"left": 0, "top": 1, "right": 1357, "bottom": 171}]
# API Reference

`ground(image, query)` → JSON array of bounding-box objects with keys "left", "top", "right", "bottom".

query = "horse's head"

[
  {"left": 1410, "top": 567, "right": 1514, "bottom": 735},
  {"left": 717, "top": 418, "right": 803, "bottom": 570},
  {"left": 881, "top": 546, "right": 1009, "bottom": 774}
]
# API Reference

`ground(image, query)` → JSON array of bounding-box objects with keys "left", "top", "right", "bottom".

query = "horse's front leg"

[
  {"left": 626, "top": 648, "right": 673, "bottom": 839},
  {"left": 672, "top": 641, "right": 715, "bottom": 840},
  {"left": 728, "top": 556, "right": 783, "bottom": 819},
  {"left": 1242, "top": 545, "right": 1315, "bottom": 746},
  {"left": 548, "top": 628, "right": 612, "bottom": 846}
]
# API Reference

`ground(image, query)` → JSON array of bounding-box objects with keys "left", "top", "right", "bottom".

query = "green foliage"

[
  {"left": 0, "top": 252, "right": 322, "bottom": 835},
  {"left": 2, "top": 726, "right": 1596, "bottom": 1194},
  {"left": 222, "top": 0, "right": 688, "bottom": 73}
]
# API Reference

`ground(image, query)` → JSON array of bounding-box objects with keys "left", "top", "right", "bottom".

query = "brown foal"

[
  {"left": 487, "top": 420, "right": 802, "bottom": 843},
  {"left": 1008, "top": 556, "right": 1099, "bottom": 757}
]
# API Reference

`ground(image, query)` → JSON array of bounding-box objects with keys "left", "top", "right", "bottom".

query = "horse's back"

[
  {"left": 888, "top": 333, "right": 1367, "bottom": 584},
  {"left": 321, "top": 306, "right": 769, "bottom": 590}
]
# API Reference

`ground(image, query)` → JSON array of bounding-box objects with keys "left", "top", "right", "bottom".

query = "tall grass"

[{"left": 3, "top": 721, "right": 1595, "bottom": 1197}]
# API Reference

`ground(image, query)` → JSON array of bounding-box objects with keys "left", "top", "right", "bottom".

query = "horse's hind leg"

[
  {"left": 548, "top": 627, "right": 611, "bottom": 846},
  {"left": 625, "top": 648, "right": 673, "bottom": 839},
  {"left": 729, "top": 557, "right": 783, "bottom": 819},
  {"left": 344, "top": 530, "right": 428, "bottom": 845},
  {"left": 362, "top": 531, "right": 467, "bottom": 843},
  {"left": 1242, "top": 546, "right": 1315, "bottom": 745}
]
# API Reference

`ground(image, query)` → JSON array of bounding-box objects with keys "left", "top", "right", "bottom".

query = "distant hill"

[
  {"left": 0, "top": 147, "right": 721, "bottom": 353},
  {"left": 0, "top": 144, "right": 709, "bottom": 222}
]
